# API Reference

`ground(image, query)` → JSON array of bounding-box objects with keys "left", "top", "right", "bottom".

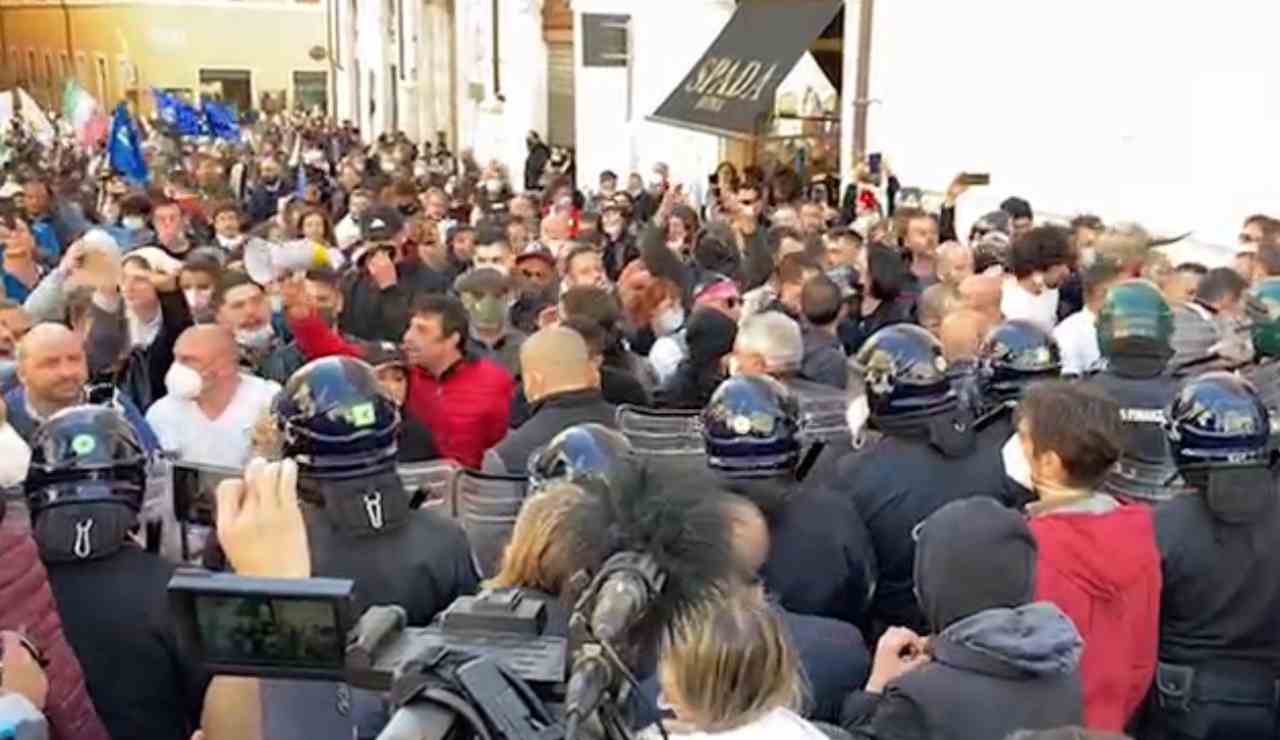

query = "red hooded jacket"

[
  {"left": 290, "top": 314, "right": 513, "bottom": 468},
  {"left": 1030, "top": 498, "right": 1161, "bottom": 731},
  {"left": 0, "top": 523, "right": 111, "bottom": 740}
]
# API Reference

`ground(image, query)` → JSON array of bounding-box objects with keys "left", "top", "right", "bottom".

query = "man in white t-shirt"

[
  {"left": 1000, "top": 225, "right": 1073, "bottom": 333},
  {"left": 146, "top": 325, "right": 280, "bottom": 469},
  {"left": 1053, "top": 257, "right": 1123, "bottom": 376}
]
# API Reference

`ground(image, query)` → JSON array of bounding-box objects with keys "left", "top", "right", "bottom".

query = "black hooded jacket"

[{"left": 841, "top": 497, "right": 1085, "bottom": 740}]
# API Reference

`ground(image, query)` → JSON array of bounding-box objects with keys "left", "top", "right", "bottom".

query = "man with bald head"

[
  {"left": 958, "top": 273, "right": 1004, "bottom": 326},
  {"left": 482, "top": 326, "right": 617, "bottom": 474},
  {"left": 145, "top": 325, "right": 281, "bottom": 468},
  {"left": 6, "top": 322, "right": 160, "bottom": 449}
]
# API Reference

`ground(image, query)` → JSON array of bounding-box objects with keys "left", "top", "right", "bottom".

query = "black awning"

[{"left": 649, "top": 0, "right": 843, "bottom": 139}]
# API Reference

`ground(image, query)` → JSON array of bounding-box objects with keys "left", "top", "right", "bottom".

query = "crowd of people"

[{"left": 0, "top": 108, "right": 1279, "bottom": 740}]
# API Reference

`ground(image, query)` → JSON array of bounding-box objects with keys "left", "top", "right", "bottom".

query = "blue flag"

[
  {"left": 203, "top": 99, "right": 241, "bottom": 141},
  {"left": 151, "top": 87, "right": 203, "bottom": 137},
  {"left": 108, "top": 103, "right": 149, "bottom": 185}
]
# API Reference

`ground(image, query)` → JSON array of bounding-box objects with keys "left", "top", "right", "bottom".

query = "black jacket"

[
  {"left": 841, "top": 603, "right": 1085, "bottom": 739},
  {"left": 835, "top": 421, "right": 1012, "bottom": 631},
  {"left": 725, "top": 477, "right": 878, "bottom": 630},
  {"left": 657, "top": 363, "right": 725, "bottom": 410},
  {"left": 839, "top": 298, "right": 914, "bottom": 356},
  {"left": 508, "top": 369, "right": 645, "bottom": 429},
  {"left": 87, "top": 288, "right": 193, "bottom": 411},
  {"left": 340, "top": 262, "right": 449, "bottom": 344},
  {"left": 601, "top": 231, "right": 639, "bottom": 282},
  {"left": 487, "top": 388, "right": 617, "bottom": 474},
  {"left": 246, "top": 178, "right": 293, "bottom": 226},
  {"left": 801, "top": 327, "right": 848, "bottom": 389},
  {"left": 304, "top": 503, "right": 478, "bottom": 626},
  {"left": 47, "top": 546, "right": 209, "bottom": 740},
  {"left": 1154, "top": 485, "right": 1280, "bottom": 671}
]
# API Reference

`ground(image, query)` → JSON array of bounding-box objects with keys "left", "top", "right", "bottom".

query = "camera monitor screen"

[{"left": 171, "top": 571, "right": 355, "bottom": 681}]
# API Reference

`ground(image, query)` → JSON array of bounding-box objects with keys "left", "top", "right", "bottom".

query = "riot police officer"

[
  {"left": 702, "top": 374, "right": 877, "bottom": 630},
  {"left": 1086, "top": 279, "right": 1187, "bottom": 503},
  {"left": 273, "top": 356, "right": 478, "bottom": 624},
  {"left": 528, "top": 422, "right": 636, "bottom": 497},
  {"left": 978, "top": 319, "right": 1063, "bottom": 414},
  {"left": 836, "top": 323, "right": 1012, "bottom": 633},
  {"left": 976, "top": 319, "right": 1063, "bottom": 504},
  {"left": 26, "top": 405, "right": 208, "bottom": 740},
  {"left": 1242, "top": 277, "right": 1280, "bottom": 425},
  {"left": 1141, "top": 372, "right": 1280, "bottom": 739}
]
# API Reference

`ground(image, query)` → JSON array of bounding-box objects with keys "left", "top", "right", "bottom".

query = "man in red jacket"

[
  {"left": 1015, "top": 380, "right": 1160, "bottom": 731},
  {"left": 284, "top": 277, "right": 513, "bottom": 468}
]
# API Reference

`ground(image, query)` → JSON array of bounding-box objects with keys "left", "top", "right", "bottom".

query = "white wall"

[
  {"left": 573, "top": 0, "right": 734, "bottom": 203},
  {"left": 868, "top": 0, "right": 1280, "bottom": 260}
]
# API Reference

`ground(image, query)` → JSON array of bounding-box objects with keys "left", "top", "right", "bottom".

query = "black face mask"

[{"left": 261, "top": 176, "right": 280, "bottom": 188}]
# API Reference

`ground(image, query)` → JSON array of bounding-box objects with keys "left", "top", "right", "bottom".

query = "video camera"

[{"left": 168, "top": 570, "right": 568, "bottom": 740}]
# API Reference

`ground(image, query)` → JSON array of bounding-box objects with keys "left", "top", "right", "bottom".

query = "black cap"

[{"left": 359, "top": 206, "right": 405, "bottom": 243}]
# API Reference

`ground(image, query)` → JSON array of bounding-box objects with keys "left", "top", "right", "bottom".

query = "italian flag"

[{"left": 62, "top": 81, "right": 109, "bottom": 149}]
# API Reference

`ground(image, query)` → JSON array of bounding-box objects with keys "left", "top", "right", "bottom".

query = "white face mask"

[
  {"left": 184, "top": 287, "right": 213, "bottom": 311},
  {"left": 484, "top": 179, "right": 503, "bottom": 195},
  {"left": 165, "top": 362, "right": 204, "bottom": 400},
  {"left": 381, "top": 161, "right": 397, "bottom": 174},
  {"left": 122, "top": 215, "right": 146, "bottom": 230},
  {"left": 269, "top": 294, "right": 285, "bottom": 313},
  {"left": 648, "top": 175, "right": 665, "bottom": 191},
  {"left": 652, "top": 305, "right": 684, "bottom": 336},
  {"left": 1080, "top": 247, "right": 1097, "bottom": 268},
  {"left": 845, "top": 395, "right": 870, "bottom": 449},
  {"left": 216, "top": 234, "right": 244, "bottom": 249},
  {"left": 235, "top": 324, "right": 275, "bottom": 350},
  {"left": 1002, "top": 434, "right": 1034, "bottom": 492}
]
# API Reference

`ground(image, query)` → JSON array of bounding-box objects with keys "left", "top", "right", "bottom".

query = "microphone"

[
  {"left": 563, "top": 551, "right": 665, "bottom": 738},
  {"left": 558, "top": 456, "right": 744, "bottom": 737}
]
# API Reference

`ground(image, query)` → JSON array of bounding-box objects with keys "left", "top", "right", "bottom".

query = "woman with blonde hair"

[
  {"left": 484, "top": 483, "right": 588, "bottom": 636},
  {"left": 656, "top": 586, "right": 827, "bottom": 740}
]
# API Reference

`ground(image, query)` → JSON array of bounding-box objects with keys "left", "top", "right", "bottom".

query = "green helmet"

[
  {"left": 1096, "top": 279, "right": 1174, "bottom": 359},
  {"left": 1250, "top": 278, "right": 1280, "bottom": 359}
]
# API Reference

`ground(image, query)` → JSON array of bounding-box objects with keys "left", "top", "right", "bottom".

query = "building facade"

[
  {"left": 0, "top": 0, "right": 330, "bottom": 115},
  {"left": 336, "top": 0, "right": 855, "bottom": 200}
]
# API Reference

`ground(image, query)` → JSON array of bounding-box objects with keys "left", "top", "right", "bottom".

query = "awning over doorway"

[{"left": 649, "top": 0, "right": 842, "bottom": 139}]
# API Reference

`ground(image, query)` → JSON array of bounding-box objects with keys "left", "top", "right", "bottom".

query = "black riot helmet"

[
  {"left": 1165, "top": 372, "right": 1274, "bottom": 521},
  {"left": 702, "top": 375, "right": 802, "bottom": 479},
  {"left": 854, "top": 324, "right": 955, "bottom": 424},
  {"left": 978, "top": 320, "right": 1062, "bottom": 404},
  {"left": 528, "top": 423, "right": 632, "bottom": 495},
  {"left": 25, "top": 405, "right": 148, "bottom": 515},
  {"left": 274, "top": 356, "right": 401, "bottom": 480}
]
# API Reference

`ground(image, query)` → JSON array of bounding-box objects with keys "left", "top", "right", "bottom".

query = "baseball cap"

[
  {"left": 126, "top": 246, "right": 184, "bottom": 275},
  {"left": 515, "top": 243, "right": 556, "bottom": 266},
  {"left": 358, "top": 206, "right": 404, "bottom": 243}
]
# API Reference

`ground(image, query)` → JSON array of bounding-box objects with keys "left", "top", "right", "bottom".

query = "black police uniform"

[
  {"left": 274, "top": 356, "right": 480, "bottom": 625},
  {"left": 838, "top": 324, "right": 1011, "bottom": 633},
  {"left": 1087, "top": 280, "right": 1187, "bottom": 503},
  {"left": 702, "top": 375, "right": 878, "bottom": 630},
  {"left": 1141, "top": 373, "right": 1280, "bottom": 740},
  {"left": 27, "top": 406, "right": 208, "bottom": 740}
]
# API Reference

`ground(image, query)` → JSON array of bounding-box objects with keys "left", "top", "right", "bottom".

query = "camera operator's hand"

[
  {"left": 215, "top": 458, "right": 310, "bottom": 578},
  {"left": 1, "top": 631, "right": 48, "bottom": 711}
]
